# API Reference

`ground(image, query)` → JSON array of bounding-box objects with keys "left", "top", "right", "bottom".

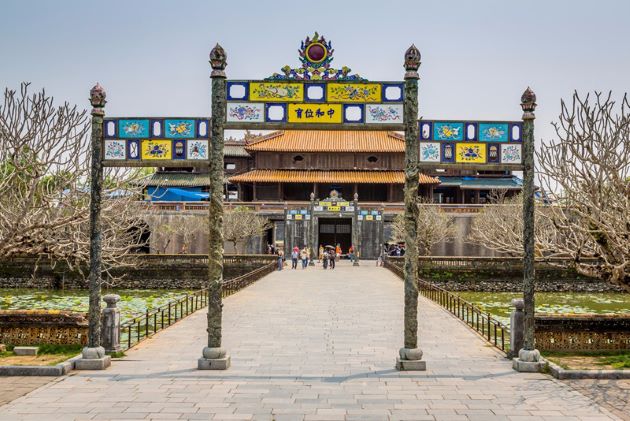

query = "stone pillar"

[
  {"left": 101, "top": 294, "right": 121, "bottom": 354},
  {"left": 76, "top": 83, "right": 111, "bottom": 371},
  {"left": 513, "top": 87, "right": 541, "bottom": 372},
  {"left": 352, "top": 192, "right": 360, "bottom": 266},
  {"left": 397, "top": 45, "right": 425, "bottom": 371},
  {"left": 509, "top": 298, "right": 524, "bottom": 359},
  {"left": 199, "top": 43, "right": 230, "bottom": 370},
  {"left": 309, "top": 192, "right": 316, "bottom": 266}
]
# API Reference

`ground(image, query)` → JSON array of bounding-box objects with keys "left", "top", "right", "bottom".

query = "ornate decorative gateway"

[{"left": 85, "top": 33, "right": 537, "bottom": 374}]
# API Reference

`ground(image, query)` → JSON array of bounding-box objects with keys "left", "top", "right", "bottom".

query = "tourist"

[
  {"left": 318, "top": 244, "right": 324, "bottom": 263},
  {"left": 291, "top": 246, "right": 299, "bottom": 269},
  {"left": 300, "top": 247, "right": 308, "bottom": 269},
  {"left": 335, "top": 244, "right": 341, "bottom": 261},
  {"left": 348, "top": 245, "right": 354, "bottom": 263},
  {"left": 328, "top": 249, "right": 336, "bottom": 269},
  {"left": 322, "top": 251, "right": 328, "bottom": 269},
  {"left": 277, "top": 249, "right": 284, "bottom": 271}
]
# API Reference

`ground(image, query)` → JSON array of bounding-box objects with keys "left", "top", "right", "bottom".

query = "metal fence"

[
  {"left": 119, "top": 260, "right": 276, "bottom": 350},
  {"left": 419, "top": 279, "right": 509, "bottom": 353},
  {"left": 383, "top": 258, "right": 509, "bottom": 354}
]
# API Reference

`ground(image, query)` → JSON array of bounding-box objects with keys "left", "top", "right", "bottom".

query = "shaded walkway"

[{"left": 0, "top": 262, "right": 619, "bottom": 420}]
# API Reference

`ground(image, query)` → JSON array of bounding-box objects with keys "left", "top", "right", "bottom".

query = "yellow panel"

[
  {"left": 338, "top": 201, "right": 350, "bottom": 207},
  {"left": 294, "top": 214, "right": 303, "bottom": 220},
  {"left": 287, "top": 103, "right": 342, "bottom": 124},
  {"left": 141, "top": 140, "right": 172, "bottom": 160},
  {"left": 250, "top": 82, "right": 304, "bottom": 102},
  {"left": 365, "top": 215, "right": 374, "bottom": 221},
  {"left": 455, "top": 143, "right": 486, "bottom": 164},
  {"left": 327, "top": 206, "right": 341, "bottom": 212},
  {"left": 327, "top": 83, "right": 382, "bottom": 103}
]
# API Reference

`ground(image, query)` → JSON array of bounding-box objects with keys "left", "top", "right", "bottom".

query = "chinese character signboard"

[
  {"left": 102, "top": 117, "right": 209, "bottom": 167},
  {"left": 418, "top": 120, "right": 524, "bottom": 169}
]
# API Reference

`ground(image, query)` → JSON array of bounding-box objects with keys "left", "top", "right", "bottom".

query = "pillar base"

[
  {"left": 396, "top": 357, "right": 426, "bottom": 371},
  {"left": 199, "top": 347, "right": 230, "bottom": 370},
  {"left": 198, "top": 356, "right": 231, "bottom": 370},
  {"left": 513, "top": 348, "right": 541, "bottom": 372},
  {"left": 75, "top": 347, "right": 111, "bottom": 370},
  {"left": 396, "top": 347, "right": 426, "bottom": 371}
]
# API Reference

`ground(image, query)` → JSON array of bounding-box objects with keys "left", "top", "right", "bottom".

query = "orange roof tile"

[
  {"left": 228, "top": 170, "right": 440, "bottom": 185},
  {"left": 245, "top": 130, "right": 405, "bottom": 153}
]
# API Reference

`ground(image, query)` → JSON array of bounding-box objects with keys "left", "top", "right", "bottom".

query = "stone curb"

[
  {"left": 542, "top": 358, "right": 630, "bottom": 379},
  {"left": 0, "top": 355, "right": 81, "bottom": 377}
]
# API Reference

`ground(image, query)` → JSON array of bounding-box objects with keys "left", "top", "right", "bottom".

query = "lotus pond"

[
  {"left": 0, "top": 289, "right": 195, "bottom": 321},
  {"left": 458, "top": 291, "right": 630, "bottom": 325}
]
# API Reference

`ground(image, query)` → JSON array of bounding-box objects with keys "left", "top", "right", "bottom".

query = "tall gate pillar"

[
  {"left": 396, "top": 45, "right": 426, "bottom": 371},
  {"left": 199, "top": 43, "right": 230, "bottom": 370}
]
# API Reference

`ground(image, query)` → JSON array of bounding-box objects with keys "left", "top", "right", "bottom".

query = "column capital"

[
  {"left": 404, "top": 44, "right": 421, "bottom": 80},
  {"left": 89, "top": 83, "right": 106, "bottom": 116},
  {"left": 209, "top": 43, "right": 227, "bottom": 78},
  {"left": 521, "top": 86, "right": 537, "bottom": 120}
]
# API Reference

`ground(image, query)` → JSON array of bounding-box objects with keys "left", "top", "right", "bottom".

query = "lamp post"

[
  {"left": 199, "top": 43, "right": 230, "bottom": 370},
  {"left": 513, "top": 87, "right": 541, "bottom": 372},
  {"left": 396, "top": 45, "right": 426, "bottom": 371}
]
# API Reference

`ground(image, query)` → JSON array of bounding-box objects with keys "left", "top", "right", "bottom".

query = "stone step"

[{"left": 13, "top": 346, "right": 38, "bottom": 356}]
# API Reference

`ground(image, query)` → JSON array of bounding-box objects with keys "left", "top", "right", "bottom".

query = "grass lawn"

[
  {"left": 0, "top": 344, "right": 82, "bottom": 366},
  {"left": 544, "top": 350, "right": 630, "bottom": 370}
]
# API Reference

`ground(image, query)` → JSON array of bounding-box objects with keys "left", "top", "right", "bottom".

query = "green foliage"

[{"left": 37, "top": 344, "right": 82, "bottom": 355}]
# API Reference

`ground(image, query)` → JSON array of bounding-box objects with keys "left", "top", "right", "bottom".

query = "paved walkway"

[{"left": 0, "top": 262, "right": 620, "bottom": 420}]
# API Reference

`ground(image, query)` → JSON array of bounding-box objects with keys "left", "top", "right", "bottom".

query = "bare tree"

[
  {"left": 391, "top": 198, "right": 456, "bottom": 255},
  {"left": 538, "top": 92, "right": 629, "bottom": 288},
  {"left": 145, "top": 213, "right": 206, "bottom": 254},
  {"left": 0, "top": 83, "right": 147, "bottom": 277},
  {"left": 223, "top": 206, "right": 271, "bottom": 254},
  {"left": 468, "top": 93, "right": 629, "bottom": 289}
]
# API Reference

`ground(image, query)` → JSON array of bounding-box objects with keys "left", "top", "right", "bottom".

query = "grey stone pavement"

[{"left": 0, "top": 262, "right": 622, "bottom": 420}]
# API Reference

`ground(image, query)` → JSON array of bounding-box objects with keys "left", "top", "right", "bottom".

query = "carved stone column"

[
  {"left": 509, "top": 298, "right": 524, "bottom": 359},
  {"left": 352, "top": 193, "right": 360, "bottom": 266},
  {"left": 397, "top": 45, "right": 425, "bottom": 371},
  {"left": 513, "top": 87, "right": 541, "bottom": 372},
  {"left": 199, "top": 43, "right": 230, "bottom": 370},
  {"left": 309, "top": 192, "right": 316, "bottom": 266},
  {"left": 101, "top": 294, "right": 121, "bottom": 354},
  {"left": 76, "top": 83, "right": 111, "bottom": 370}
]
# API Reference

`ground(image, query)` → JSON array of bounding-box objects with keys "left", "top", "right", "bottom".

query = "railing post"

[
  {"left": 101, "top": 294, "right": 121, "bottom": 354},
  {"left": 509, "top": 298, "right": 525, "bottom": 359}
]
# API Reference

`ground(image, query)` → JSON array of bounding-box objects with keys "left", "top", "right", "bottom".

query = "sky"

[{"left": 1, "top": 0, "right": 629, "bottom": 145}]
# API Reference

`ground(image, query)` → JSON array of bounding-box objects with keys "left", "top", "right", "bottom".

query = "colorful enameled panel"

[
  {"left": 187, "top": 140, "right": 209, "bottom": 160},
  {"left": 420, "top": 142, "right": 441, "bottom": 162},
  {"left": 500, "top": 144, "right": 522, "bottom": 164},
  {"left": 326, "top": 83, "right": 382, "bottom": 103},
  {"left": 227, "top": 103, "right": 265, "bottom": 122},
  {"left": 455, "top": 143, "right": 486, "bottom": 163},
  {"left": 164, "top": 119, "right": 195, "bottom": 138},
  {"left": 479, "top": 123, "right": 509, "bottom": 142},
  {"left": 141, "top": 140, "right": 172, "bottom": 160},
  {"left": 434, "top": 122, "right": 464, "bottom": 141},
  {"left": 249, "top": 82, "right": 304, "bottom": 102},
  {"left": 103, "top": 140, "right": 126, "bottom": 160},
  {"left": 118, "top": 119, "right": 149, "bottom": 138},
  {"left": 365, "top": 104, "right": 403, "bottom": 123}
]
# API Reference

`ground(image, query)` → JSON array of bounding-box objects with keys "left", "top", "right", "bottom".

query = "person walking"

[
  {"left": 277, "top": 249, "right": 284, "bottom": 271},
  {"left": 291, "top": 246, "right": 299, "bottom": 270},
  {"left": 348, "top": 245, "right": 354, "bottom": 264},
  {"left": 300, "top": 247, "right": 308, "bottom": 269},
  {"left": 322, "top": 250, "right": 328, "bottom": 269},
  {"left": 335, "top": 244, "right": 341, "bottom": 262},
  {"left": 318, "top": 244, "right": 324, "bottom": 263},
  {"left": 329, "top": 249, "right": 336, "bottom": 269}
]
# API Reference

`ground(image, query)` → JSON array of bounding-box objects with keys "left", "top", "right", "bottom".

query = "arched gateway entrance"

[{"left": 83, "top": 33, "right": 537, "bottom": 373}]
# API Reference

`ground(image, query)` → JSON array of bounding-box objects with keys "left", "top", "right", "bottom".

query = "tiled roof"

[
  {"left": 228, "top": 170, "right": 440, "bottom": 185},
  {"left": 245, "top": 130, "right": 405, "bottom": 153},
  {"left": 145, "top": 172, "right": 211, "bottom": 187},
  {"left": 437, "top": 176, "right": 523, "bottom": 190},
  {"left": 224, "top": 143, "right": 250, "bottom": 157}
]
